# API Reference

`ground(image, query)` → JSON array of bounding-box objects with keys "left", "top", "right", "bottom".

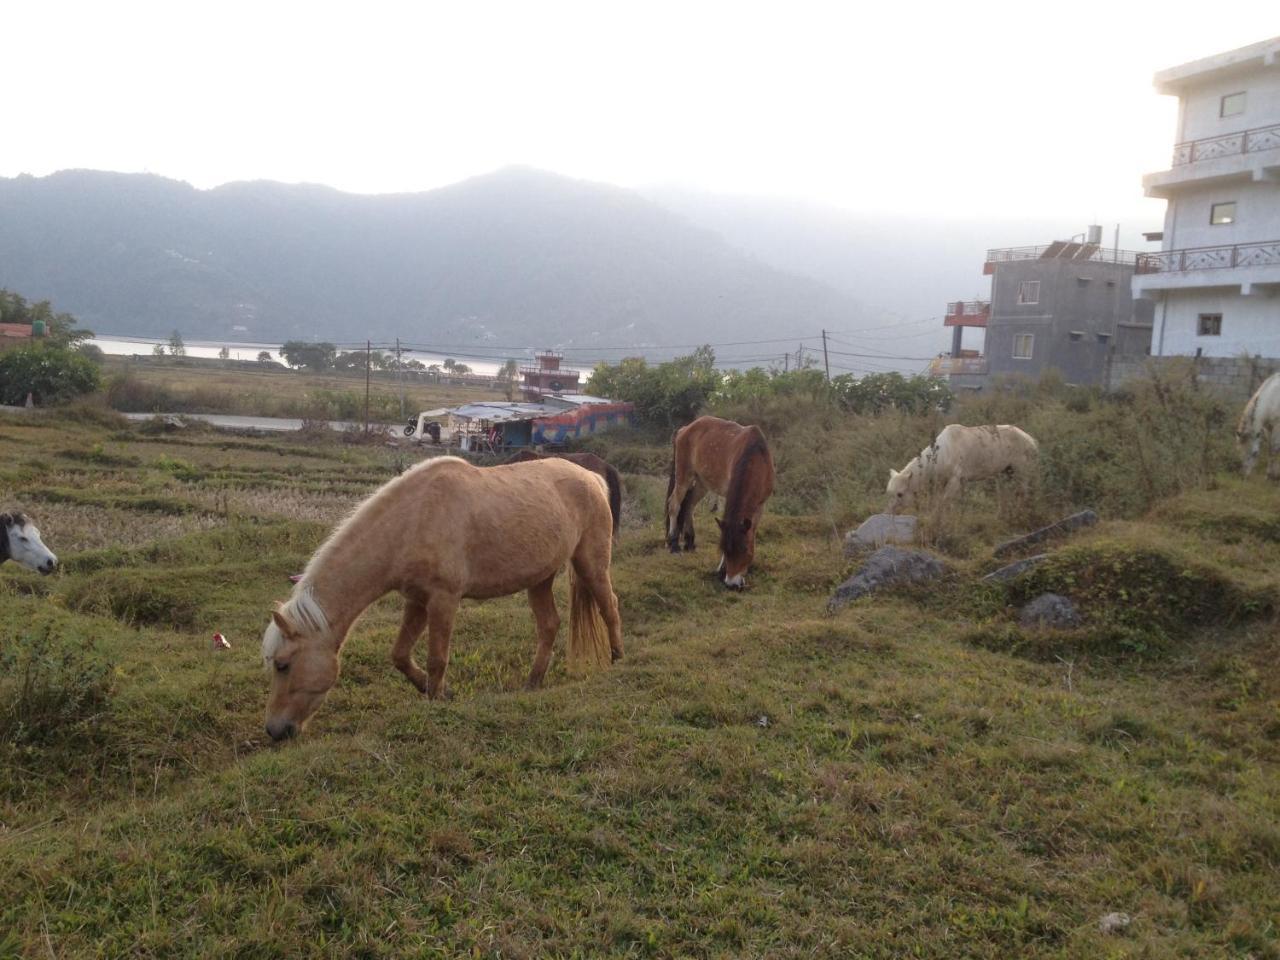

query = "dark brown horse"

[
  {"left": 506, "top": 450, "right": 623, "bottom": 541},
  {"left": 665, "top": 415, "right": 774, "bottom": 589}
]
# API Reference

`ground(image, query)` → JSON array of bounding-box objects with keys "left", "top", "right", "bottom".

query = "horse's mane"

[
  {"left": 720, "top": 427, "right": 770, "bottom": 556},
  {"left": 1239, "top": 388, "right": 1261, "bottom": 437},
  {"left": 0, "top": 512, "right": 28, "bottom": 563},
  {"left": 262, "top": 456, "right": 465, "bottom": 661}
]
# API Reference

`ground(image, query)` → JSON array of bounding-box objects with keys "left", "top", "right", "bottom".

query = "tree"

[
  {"left": 0, "top": 344, "right": 100, "bottom": 405},
  {"left": 218, "top": 346, "right": 230, "bottom": 360},
  {"left": 257, "top": 351, "right": 273, "bottom": 363},
  {"left": 152, "top": 344, "right": 166, "bottom": 357},
  {"left": 280, "top": 341, "right": 337, "bottom": 372},
  {"left": 451, "top": 362, "right": 471, "bottom": 375},
  {"left": 499, "top": 359, "right": 520, "bottom": 400},
  {"left": 587, "top": 346, "right": 721, "bottom": 427},
  {"left": 168, "top": 330, "right": 186, "bottom": 356},
  {"left": 442, "top": 358, "right": 457, "bottom": 372},
  {"left": 0, "top": 288, "right": 93, "bottom": 348},
  {"left": 333, "top": 349, "right": 387, "bottom": 372}
]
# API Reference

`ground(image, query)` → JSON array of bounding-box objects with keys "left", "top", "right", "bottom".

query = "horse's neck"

[{"left": 303, "top": 517, "right": 400, "bottom": 644}]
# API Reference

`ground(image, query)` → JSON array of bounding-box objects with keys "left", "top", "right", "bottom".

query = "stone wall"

[{"left": 1106, "top": 354, "right": 1280, "bottom": 402}]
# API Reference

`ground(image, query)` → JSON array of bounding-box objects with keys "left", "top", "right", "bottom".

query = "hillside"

[
  {"left": 0, "top": 168, "right": 878, "bottom": 353},
  {"left": 1, "top": 375, "right": 1277, "bottom": 956}
]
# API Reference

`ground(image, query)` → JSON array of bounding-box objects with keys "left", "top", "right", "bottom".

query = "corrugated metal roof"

[
  {"left": 448, "top": 401, "right": 564, "bottom": 422},
  {"left": 547, "top": 394, "right": 614, "bottom": 405}
]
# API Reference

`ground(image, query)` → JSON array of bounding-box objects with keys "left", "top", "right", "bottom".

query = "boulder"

[
  {"left": 1019, "top": 593, "right": 1081, "bottom": 629},
  {"left": 1097, "top": 912, "right": 1131, "bottom": 935},
  {"left": 993, "top": 509, "right": 1098, "bottom": 558},
  {"left": 843, "top": 514, "right": 917, "bottom": 555},
  {"left": 829, "top": 546, "right": 947, "bottom": 612},
  {"left": 982, "top": 554, "right": 1050, "bottom": 583}
]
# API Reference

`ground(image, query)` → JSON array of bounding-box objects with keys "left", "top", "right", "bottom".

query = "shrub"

[
  {"left": 0, "top": 344, "right": 100, "bottom": 405},
  {"left": 0, "top": 623, "right": 113, "bottom": 747}
]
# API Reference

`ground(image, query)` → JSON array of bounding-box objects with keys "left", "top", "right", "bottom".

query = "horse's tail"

[
  {"left": 602, "top": 464, "right": 623, "bottom": 543},
  {"left": 567, "top": 564, "right": 613, "bottom": 673}
]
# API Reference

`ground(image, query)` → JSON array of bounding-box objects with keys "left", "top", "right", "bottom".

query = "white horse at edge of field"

[
  {"left": 1238, "top": 372, "right": 1280, "bottom": 479},
  {"left": 886, "top": 424, "right": 1040, "bottom": 514},
  {"left": 1, "top": 511, "right": 58, "bottom": 574}
]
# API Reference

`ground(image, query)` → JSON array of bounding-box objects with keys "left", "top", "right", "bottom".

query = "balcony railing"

[
  {"left": 984, "top": 244, "right": 1143, "bottom": 270},
  {"left": 944, "top": 300, "right": 990, "bottom": 327},
  {"left": 1135, "top": 239, "right": 1280, "bottom": 274},
  {"left": 928, "top": 356, "right": 988, "bottom": 377},
  {"left": 1171, "top": 122, "right": 1280, "bottom": 166}
]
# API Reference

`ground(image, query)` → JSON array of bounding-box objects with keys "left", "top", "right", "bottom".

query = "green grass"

[
  {"left": 0, "top": 404, "right": 1278, "bottom": 958},
  {"left": 99, "top": 355, "right": 506, "bottom": 421}
]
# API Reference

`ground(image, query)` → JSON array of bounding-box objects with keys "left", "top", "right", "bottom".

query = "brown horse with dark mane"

[
  {"left": 505, "top": 450, "right": 623, "bottom": 541},
  {"left": 665, "top": 415, "right": 774, "bottom": 589}
]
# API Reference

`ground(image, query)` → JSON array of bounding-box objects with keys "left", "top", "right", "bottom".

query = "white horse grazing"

[
  {"left": 1, "top": 512, "right": 58, "bottom": 574},
  {"left": 887, "top": 424, "right": 1039, "bottom": 513},
  {"left": 1238, "top": 373, "right": 1280, "bottom": 479}
]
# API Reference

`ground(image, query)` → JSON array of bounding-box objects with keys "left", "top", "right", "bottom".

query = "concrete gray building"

[{"left": 931, "top": 235, "right": 1154, "bottom": 388}]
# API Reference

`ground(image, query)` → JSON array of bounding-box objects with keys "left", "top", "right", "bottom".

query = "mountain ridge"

[{"left": 0, "top": 167, "right": 881, "bottom": 358}]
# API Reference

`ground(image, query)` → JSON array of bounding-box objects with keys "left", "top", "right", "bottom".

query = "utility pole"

[
  {"left": 783, "top": 352, "right": 789, "bottom": 373},
  {"left": 396, "top": 337, "right": 404, "bottom": 420},
  {"left": 364, "top": 339, "right": 371, "bottom": 434},
  {"left": 821, "top": 329, "right": 830, "bottom": 381}
]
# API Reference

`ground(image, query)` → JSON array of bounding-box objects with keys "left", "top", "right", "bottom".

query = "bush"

[
  {"left": 0, "top": 344, "right": 100, "bottom": 405},
  {"left": 0, "top": 623, "right": 113, "bottom": 747}
]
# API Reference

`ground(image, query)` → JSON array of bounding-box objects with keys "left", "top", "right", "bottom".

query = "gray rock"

[
  {"left": 1019, "top": 593, "right": 1081, "bottom": 629},
  {"left": 1097, "top": 912, "right": 1131, "bottom": 935},
  {"left": 982, "top": 554, "right": 1050, "bottom": 583},
  {"left": 994, "top": 509, "right": 1098, "bottom": 558},
  {"left": 828, "top": 546, "right": 947, "bottom": 612},
  {"left": 843, "top": 514, "right": 918, "bottom": 555}
]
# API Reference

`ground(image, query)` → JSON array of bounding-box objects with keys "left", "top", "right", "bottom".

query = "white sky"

[{"left": 5, "top": 1, "right": 1279, "bottom": 223}]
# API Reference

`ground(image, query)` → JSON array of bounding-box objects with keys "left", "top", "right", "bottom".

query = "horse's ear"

[
  {"left": 888, "top": 469, "right": 898, "bottom": 480},
  {"left": 272, "top": 610, "right": 297, "bottom": 638}
]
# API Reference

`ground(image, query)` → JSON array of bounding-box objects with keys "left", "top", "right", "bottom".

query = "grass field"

[
  {"left": 100, "top": 356, "right": 506, "bottom": 421},
  {"left": 0, "top": 391, "right": 1278, "bottom": 958}
]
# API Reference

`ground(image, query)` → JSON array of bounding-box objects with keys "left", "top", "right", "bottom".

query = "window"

[
  {"left": 1016, "top": 280, "right": 1040, "bottom": 305},
  {"left": 1210, "top": 202, "right": 1236, "bottom": 225},
  {"left": 1068, "top": 331, "right": 1084, "bottom": 342},
  {"left": 1198, "top": 313, "right": 1222, "bottom": 336},
  {"left": 1013, "top": 334, "right": 1034, "bottom": 359},
  {"left": 1220, "top": 92, "right": 1246, "bottom": 117},
  {"left": 1096, "top": 333, "right": 1111, "bottom": 344}
]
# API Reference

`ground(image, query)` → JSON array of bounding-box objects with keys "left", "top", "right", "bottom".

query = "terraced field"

[{"left": 1, "top": 405, "right": 1277, "bottom": 958}]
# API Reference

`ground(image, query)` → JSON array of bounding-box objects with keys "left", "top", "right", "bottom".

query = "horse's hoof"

[
  {"left": 667, "top": 542, "right": 682, "bottom": 554},
  {"left": 611, "top": 649, "right": 623, "bottom": 663}
]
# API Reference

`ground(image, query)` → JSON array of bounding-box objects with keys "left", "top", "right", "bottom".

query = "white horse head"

[
  {"left": 2, "top": 512, "right": 58, "bottom": 575},
  {"left": 885, "top": 465, "right": 918, "bottom": 514}
]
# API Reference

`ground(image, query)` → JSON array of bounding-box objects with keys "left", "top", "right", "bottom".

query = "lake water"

[{"left": 90, "top": 335, "right": 517, "bottom": 377}]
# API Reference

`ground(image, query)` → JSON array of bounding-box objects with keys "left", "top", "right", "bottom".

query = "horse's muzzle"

[
  {"left": 38, "top": 559, "right": 56, "bottom": 576},
  {"left": 266, "top": 719, "right": 298, "bottom": 742}
]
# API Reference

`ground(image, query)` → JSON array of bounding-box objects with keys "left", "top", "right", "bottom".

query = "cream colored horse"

[
  {"left": 261, "top": 456, "right": 622, "bottom": 740},
  {"left": 887, "top": 424, "right": 1039, "bottom": 513},
  {"left": 1238, "top": 373, "right": 1280, "bottom": 478}
]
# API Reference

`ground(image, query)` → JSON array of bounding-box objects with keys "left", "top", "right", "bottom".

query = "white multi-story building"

[{"left": 1133, "top": 36, "right": 1280, "bottom": 357}]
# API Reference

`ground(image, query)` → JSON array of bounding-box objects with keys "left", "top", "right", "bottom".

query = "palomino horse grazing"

[
  {"left": 1238, "top": 373, "right": 1280, "bottom": 478},
  {"left": 505, "top": 449, "right": 623, "bottom": 541},
  {"left": 1, "top": 512, "right": 57, "bottom": 574},
  {"left": 887, "top": 424, "right": 1039, "bottom": 514},
  {"left": 665, "top": 415, "right": 775, "bottom": 589},
  {"left": 261, "top": 456, "right": 622, "bottom": 741}
]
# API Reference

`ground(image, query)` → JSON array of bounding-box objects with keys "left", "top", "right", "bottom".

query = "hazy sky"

[{"left": 6, "top": 1, "right": 1278, "bottom": 224}]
